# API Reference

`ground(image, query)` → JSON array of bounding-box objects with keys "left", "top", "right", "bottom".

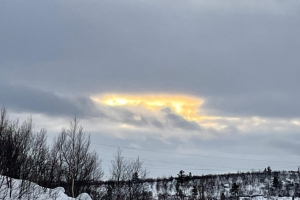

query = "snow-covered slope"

[{"left": 0, "top": 175, "right": 92, "bottom": 200}]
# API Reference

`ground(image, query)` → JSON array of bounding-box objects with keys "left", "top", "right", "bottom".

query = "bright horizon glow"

[{"left": 91, "top": 93, "right": 206, "bottom": 121}]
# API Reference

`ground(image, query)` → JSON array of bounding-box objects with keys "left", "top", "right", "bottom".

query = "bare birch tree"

[
  {"left": 52, "top": 117, "right": 103, "bottom": 197},
  {"left": 109, "top": 149, "right": 149, "bottom": 200}
]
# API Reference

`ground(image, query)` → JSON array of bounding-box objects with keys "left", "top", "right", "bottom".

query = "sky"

[{"left": 1, "top": 0, "right": 300, "bottom": 179}]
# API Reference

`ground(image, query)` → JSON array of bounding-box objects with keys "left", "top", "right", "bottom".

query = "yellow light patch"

[{"left": 91, "top": 94, "right": 205, "bottom": 121}]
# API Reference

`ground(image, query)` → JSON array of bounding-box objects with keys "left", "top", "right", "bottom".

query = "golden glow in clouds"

[{"left": 91, "top": 94, "right": 205, "bottom": 121}]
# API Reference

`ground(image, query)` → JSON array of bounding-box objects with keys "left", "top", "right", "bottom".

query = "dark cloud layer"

[
  {"left": 0, "top": 83, "right": 101, "bottom": 118},
  {"left": 107, "top": 107, "right": 200, "bottom": 131},
  {"left": 162, "top": 108, "right": 201, "bottom": 131}
]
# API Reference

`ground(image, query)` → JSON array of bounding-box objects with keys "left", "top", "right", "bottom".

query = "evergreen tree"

[
  {"left": 221, "top": 192, "right": 226, "bottom": 200},
  {"left": 132, "top": 172, "right": 139, "bottom": 182},
  {"left": 230, "top": 182, "right": 239, "bottom": 196},
  {"left": 273, "top": 177, "right": 279, "bottom": 189},
  {"left": 177, "top": 170, "right": 186, "bottom": 185},
  {"left": 192, "top": 185, "right": 198, "bottom": 199}
]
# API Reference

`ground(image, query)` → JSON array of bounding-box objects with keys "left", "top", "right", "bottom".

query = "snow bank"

[
  {"left": 76, "top": 193, "right": 92, "bottom": 200},
  {"left": 0, "top": 175, "right": 92, "bottom": 200}
]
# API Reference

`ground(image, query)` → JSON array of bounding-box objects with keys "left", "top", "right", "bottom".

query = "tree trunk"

[{"left": 72, "top": 174, "right": 75, "bottom": 198}]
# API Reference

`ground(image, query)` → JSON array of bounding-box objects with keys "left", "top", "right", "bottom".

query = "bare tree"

[
  {"left": 52, "top": 117, "right": 103, "bottom": 197},
  {"left": 157, "top": 176, "right": 170, "bottom": 200},
  {"left": 0, "top": 110, "right": 105, "bottom": 199},
  {"left": 109, "top": 148, "right": 127, "bottom": 199},
  {"left": 126, "top": 157, "right": 149, "bottom": 200},
  {"left": 28, "top": 129, "right": 49, "bottom": 184},
  {"left": 0, "top": 109, "right": 9, "bottom": 199},
  {"left": 0, "top": 108, "right": 35, "bottom": 199},
  {"left": 109, "top": 149, "right": 149, "bottom": 200}
]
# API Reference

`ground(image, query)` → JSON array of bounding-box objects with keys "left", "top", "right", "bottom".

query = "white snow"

[
  {"left": 0, "top": 175, "right": 92, "bottom": 200},
  {"left": 76, "top": 193, "right": 92, "bottom": 200}
]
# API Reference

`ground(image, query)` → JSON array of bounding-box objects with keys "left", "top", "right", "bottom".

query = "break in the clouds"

[{"left": 1, "top": 0, "right": 300, "bottom": 176}]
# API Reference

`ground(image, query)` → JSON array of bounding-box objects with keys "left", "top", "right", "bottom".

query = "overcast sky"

[{"left": 1, "top": 0, "right": 300, "bottom": 179}]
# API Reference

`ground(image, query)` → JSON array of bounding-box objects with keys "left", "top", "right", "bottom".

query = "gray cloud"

[
  {"left": 0, "top": 0, "right": 66, "bottom": 65},
  {"left": 270, "top": 132, "right": 300, "bottom": 155},
  {"left": 0, "top": 83, "right": 103, "bottom": 118},
  {"left": 162, "top": 108, "right": 202, "bottom": 131},
  {"left": 1, "top": 0, "right": 300, "bottom": 118},
  {"left": 104, "top": 106, "right": 200, "bottom": 131},
  {"left": 203, "top": 91, "right": 300, "bottom": 118},
  {"left": 120, "top": 110, "right": 149, "bottom": 127},
  {"left": 104, "top": 107, "right": 164, "bottom": 129}
]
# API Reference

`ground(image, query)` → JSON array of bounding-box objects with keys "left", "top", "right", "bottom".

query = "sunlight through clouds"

[
  {"left": 89, "top": 93, "right": 300, "bottom": 140},
  {"left": 91, "top": 93, "right": 206, "bottom": 122}
]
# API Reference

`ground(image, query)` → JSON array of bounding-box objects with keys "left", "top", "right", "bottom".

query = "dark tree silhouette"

[
  {"left": 52, "top": 118, "right": 103, "bottom": 197},
  {"left": 231, "top": 182, "right": 239, "bottom": 197},
  {"left": 192, "top": 185, "right": 198, "bottom": 199}
]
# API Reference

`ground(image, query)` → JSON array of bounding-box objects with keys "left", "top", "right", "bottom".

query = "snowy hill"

[{"left": 0, "top": 175, "right": 92, "bottom": 200}]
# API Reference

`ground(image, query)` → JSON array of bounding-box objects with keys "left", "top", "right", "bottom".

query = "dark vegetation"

[
  {"left": 1, "top": 108, "right": 300, "bottom": 199},
  {"left": 0, "top": 108, "right": 103, "bottom": 198}
]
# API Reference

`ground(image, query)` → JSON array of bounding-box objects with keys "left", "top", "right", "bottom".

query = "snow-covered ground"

[
  {"left": 0, "top": 175, "right": 92, "bottom": 200},
  {"left": 241, "top": 197, "right": 300, "bottom": 200},
  {"left": 1, "top": 174, "right": 299, "bottom": 199}
]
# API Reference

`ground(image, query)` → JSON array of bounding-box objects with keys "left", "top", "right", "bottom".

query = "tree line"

[
  {"left": 2, "top": 108, "right": 299, "bottom": 200},
  {"left": 0, "top": 108, "right": 150, "bottom": 199}
]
